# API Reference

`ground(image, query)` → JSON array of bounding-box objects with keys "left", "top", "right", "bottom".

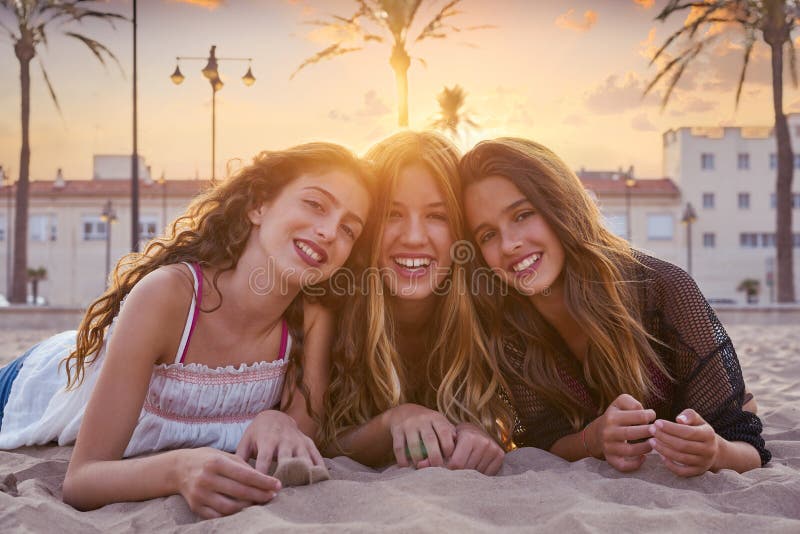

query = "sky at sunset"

[{"left": 0, "top": 0, "right": 795, "bottom": 183}]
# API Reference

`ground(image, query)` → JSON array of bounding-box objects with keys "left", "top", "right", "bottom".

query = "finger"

[
  {"left": 676, "top": 409, "right": 703, "bottom": 425},
  {"left": 416, "top": 459, "right": 432, "bottom": 469},
  {"left": 486, "top": 454, "right": 504, "bottom": 476},
  {"left": 206, "top": 492, "right": 252, "bottom": 517},
  {"left": 218, "top": 455, "right": 282, "bottom": 492},
  {"left": 447, "top": 440, "right": 470, "bottom": 470},
  {"left": 609, "top": 454, "right": 646, "bottom": 473},
  {"left": 654, "top": 419, "right": 712, "bottom": 443},
  {"left": 211, "top": 474, "right": 277, "bottom": 504},
  {"left": 308, "top": 440, "right": 325, "bottom": 467},
  {"left": 660, "top": 454, "right": 704, "bottom": 477},
  {"left": 608, "top": 409, "right": 657, "bottom": 427},
  {"left": 433, "top": 420, "right": 456, "bottom": 459},
  {"left": 276, "top": 440, "right": 294, "bottom": 463},
  {"left": 391, "top": 427, "right": 409, "bottom": 468},
  {"left": 649, "top": 438, "right": 706, "bottom": 467},
  {"left": 235, "top": 438, "right": 253, "bottom": 463},
  {"left": 651, "top": 427, "right": 709, "bottom": 456},
  {"left": 605, "top": 440, "right": 652, "bottom": 458},
  {"left": 476, "top": 450, "right": 495, "bottom": 474},
  {"left": 196, "top": 506, "right": 223, "bottom": 520},
  {"left": 254, "top": 443, "right": 277, "bottom": 476},
  {"left": 612, "top": 394, "right": 644, "bottom": 411},
  {"left": 605, "top": 423, "right": 655, "bottom": 442},
  {"left": 463, "top": 446, "right": 482, "bottom": 471},
  {"left": 419, "top": 427, "right": 445, "bottom": 467}
]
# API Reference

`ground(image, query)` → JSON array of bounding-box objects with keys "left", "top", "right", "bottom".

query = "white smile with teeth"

[
  {"left": 513, "top": 253, "right": 541, "bottom": 272},
  {"left": 296, "top": 241, "right": 323, "bottom": 262},
  {"left": 394, "top": 257, "right": 431, "bottom": 269}
]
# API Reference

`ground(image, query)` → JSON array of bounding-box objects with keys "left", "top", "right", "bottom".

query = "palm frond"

[
  {"left": 64, "top": 31, "right": 123, "bottom": 74},
  {"left": 735, "top": 31, "right": 756, "bottom": 108},
  {"left": 291, "top": 43, "right": 364, "bottom": 79},
  {"left": 787, "top": 37, "right": 798, "bottom": 89},
  {"left": 660, "top": 41, "right": 706, "bottom": 109},
  {"left": 38, "top": 58, "right": 62, "bottom": 115},
  {"left": 415, "top": 0, "right": 462, "bottom": 42}
]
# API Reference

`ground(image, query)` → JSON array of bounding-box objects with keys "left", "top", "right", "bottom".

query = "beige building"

[{"left": 1, "top": 178, "right": 208, "bottom": 307}]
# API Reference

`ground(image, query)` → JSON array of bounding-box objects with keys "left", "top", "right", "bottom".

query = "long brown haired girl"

[
  {"left": 321, "top": 131, "right": 512, "bottom": 474},
  {"left": 0, "top": 143, "right": 372, "bottom": 517},
  {"left": 460, "top": 137, "right": 769, "bottom": 476}
]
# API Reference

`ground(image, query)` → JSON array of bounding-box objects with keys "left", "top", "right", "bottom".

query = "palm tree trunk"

[
  {"left": 768, "top": 37, "right": 796, "bottom": 302},
  {"left": 390, "top": 43, "right": 410, "bottom": 127},
  {"left": 11, "top": 38, "right": 34, "bottom": 304}
]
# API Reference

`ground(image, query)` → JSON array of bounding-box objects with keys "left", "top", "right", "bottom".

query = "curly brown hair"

[{"left": 63, "top": 142, "right": 374, "bottom": 423}]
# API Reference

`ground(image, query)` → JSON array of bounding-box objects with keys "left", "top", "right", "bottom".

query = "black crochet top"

[{"left": 504, "top": 252, "right": 771, "bottom": 466}]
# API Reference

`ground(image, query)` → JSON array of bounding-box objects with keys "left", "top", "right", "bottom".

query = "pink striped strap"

[
  {"left": 178, "top": 262, "right": 203, "bottom": 364},
  {"left": 278, "top": 319, "right": 289, "bottom": 360}
]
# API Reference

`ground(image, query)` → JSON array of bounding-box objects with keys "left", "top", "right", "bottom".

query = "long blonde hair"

[
  {"left": 459, "top": 137, "right": 671, "bottom": 430},
  {"left": 64, "top": 143, "right": 374, "bottom": 423},
  {"left": 322, "top": 131, "right": 512, "bottom": 450}
]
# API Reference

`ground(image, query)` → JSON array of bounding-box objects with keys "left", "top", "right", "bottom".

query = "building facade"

[{"left": 663, "top": 115, "right": 800, "bottom": 303}]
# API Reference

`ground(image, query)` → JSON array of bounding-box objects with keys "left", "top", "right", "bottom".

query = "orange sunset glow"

[{"left": 0, "top": 0, "right": 792, "bottom": 182}]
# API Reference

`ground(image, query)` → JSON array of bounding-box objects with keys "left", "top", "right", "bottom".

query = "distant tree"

[
  {"left": 737, "top": 277, "right": 761, "bottom": 304},
  {"left": 292, "top": 0, "right": 490, "bottom": 127},
  {"left": 0, "top": 0, "right": 124, "bottom": 303},
  {"left": 646, "top": 0, "right": 796, "bottom": 302},
  {"left": 26, "top": 266, "right": 47, "bottom": 305},
  {"left": 431, "top": 85, "right": 478, "bottom": 140}
]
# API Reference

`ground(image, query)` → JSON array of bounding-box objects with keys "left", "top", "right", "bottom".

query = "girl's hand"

[
  {"left": 178, "top": 447, "right": 281, "bottom": 520},
  {"left": 591, "top": 393, "right": 656, "bottom": 472},
  {"left": 386, "top": 404, "right": 456, "bottom": 468},
  {"left": 648, "top": 409, "right": 719, "bottom": 477},
  {"left": 236, "top": 410, "right": 325, "bottom": 475},
  {"left": 444, "top": 422, "right": 505, "bottom": 475}
]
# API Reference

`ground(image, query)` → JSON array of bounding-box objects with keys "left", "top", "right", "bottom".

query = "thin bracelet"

[{"left": 581, "top": 422, "right": 594, "bottom": 458}]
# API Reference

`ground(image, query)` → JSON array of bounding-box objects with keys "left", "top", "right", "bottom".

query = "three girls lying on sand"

[{"left": 0, "top": 133, "right": 768, "bottom": 519}]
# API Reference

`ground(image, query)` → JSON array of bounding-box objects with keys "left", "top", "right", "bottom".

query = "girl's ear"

[{"left": 247, "top": 202, "right": 266, "bottom": 225}]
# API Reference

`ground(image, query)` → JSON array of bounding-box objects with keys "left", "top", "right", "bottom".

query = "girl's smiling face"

[
  {"left": 378, "top": 163, "right": 455, "bottom": 301},
  {"left": 464, "top": 174, "right": 565, "bottom": 299}
]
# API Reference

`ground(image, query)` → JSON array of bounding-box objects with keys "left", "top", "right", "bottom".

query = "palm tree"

[
  {"left": 646, "top": 0, "right": 797, "bottom": 303},
  {"left": 292, "top": 0, "right": 489, "bottom": 127},
  {"left": 737, "top": 277, "right": 761, "bottom": 304},
  {"left": 0, "top": 1, "right": 124, "bottom": 303},
  {"left": 26, "top": 266, "right": 47, "bottom": 305},
  {"left": 431, "top": 84, "right": 478, "bottom": 140}
]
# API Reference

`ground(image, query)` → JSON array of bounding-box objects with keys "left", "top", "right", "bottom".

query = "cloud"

[
  {"left": 356, "top": 90, "right": 390, "bottom": 117},
  {"left": 638, "top": 27, "right": 658, "bottom": 61},
  {"left": 563, "top": 114, "right": 586, "bottom": 126},
  {"left": 631, "top": 113, "right": 657, "bottom": 131},
  {"left": 632, "top": 0, "right": 655, "bottom": 8},
  {"left": 584, "top": 72, "right": 658, "bottom": 114},
  {"left": 555, "top": 9, "right": 598, "bottom": 32},
  {"left": 681, "top": 98, "right": 717, "bottom": 113},
  {"left": 169, "top": 0, "right": 222, "bottom": 9},
  {"left": 328, "top": 110, "right": 350, "bottom": 122}
]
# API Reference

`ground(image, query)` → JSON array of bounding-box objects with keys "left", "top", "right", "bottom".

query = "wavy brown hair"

[
  {"left": 63, "top": 143, "right": 374, "bottom": 422},
  {"left": 459, "top": 137, "right": 671, "bottom": 431},
  {"left": 321, "top": 131, "right": 513, "bottom": 452}
]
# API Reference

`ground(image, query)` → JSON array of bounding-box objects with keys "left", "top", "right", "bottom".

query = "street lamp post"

[
  {"left": 159, "top": 173, "right": 167, "bottom": 232},
  {"left": 1, "top": 166, "right": 11, "bottom": 296},
  {"left": 170, "top": 45, "right": 255, "bottom": 183},
  {"left": 625, "top": 175, "right": 636, "bottom": 242},
  {"left": 681, "top": 202, "right": 698, "bottom": 276},
  {"left": 100, "top": 200, "right": 118, "bottom": 282}
]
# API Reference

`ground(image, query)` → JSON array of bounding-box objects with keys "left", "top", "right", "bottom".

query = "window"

[
  {"left": 770, "top": 192, "right": 800, "bottom": 208},
  {"left": 702, "top": 193, "right": 715, "bottom": 209},
  {"left": 82, "top": 216, "right": 108, "bottom": 241},
  {"left": 795, "top": 193, "right": 800, "bottom": 209},
  {"left": 771, "top": 193, "right": 777, "bottom": 209},
  {"left": 740, "top": 233, "right": 758, "bottom": 248},
  {"left": 0, "top": 216, "right": 5, "bottom": 242},
  {"left": 738, "top": 192, "right": 750, "bottom": 209},
  {"left": 737, "top": 153, "right": 750, "bottom": 170},
  {"left": 701, "top": 153, "right": 714, "bottom": 170},
  {"left": 604, "top": 213, "right": 627, "bottom": 239},
  {"left": 647, "top": 214, "right": 674, "bottom": 241},
  {"left": 795, "top": 234, "right": 800, "bottom": 248},
  {"left": 770, "top": 153, "right": 777, "bottom": 170},
  {"left": 703, "top": 233, "right": 716, "bottom": 248},
  {"left": 795, "top": 155, "right": 800, "bottom": 169},
  {"left": 760, "top": 233, "right": 776, "bottom": 247},
  {"left": 138, "top": 215, "right": 159, "bottom": 241},
  {"left": 795, "top": 125, "right": 800, "bottom": 137},
  {"left": 29, "top": 214, "right": 57, "bottom": 242}
]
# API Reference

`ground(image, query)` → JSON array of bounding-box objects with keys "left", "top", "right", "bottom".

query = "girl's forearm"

[
  {"left": 549, "top": 428, "right": 597, "bottom": 462},
  {"left": 711, "top": 436, "right": 762, "bottom": 473},
  {"left": 62, "top": 449, "right": 187, "bottom": 511}
]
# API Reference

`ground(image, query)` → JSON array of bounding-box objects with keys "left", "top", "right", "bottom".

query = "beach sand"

[{"left": 1, "top": 324, "right": 799, "bottom": 532}]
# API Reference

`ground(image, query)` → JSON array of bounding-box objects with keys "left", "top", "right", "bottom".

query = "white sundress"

[{"left": 0, "top": 262, "right": 291, "bottom": 456}]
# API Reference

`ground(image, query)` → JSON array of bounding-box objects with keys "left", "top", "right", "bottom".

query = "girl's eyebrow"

[
  {"left": 303, "top": 186, "right": 364, "bottom": 227},
  {"left": 471, "top": 198, "right": 529, "bottom": 235}
]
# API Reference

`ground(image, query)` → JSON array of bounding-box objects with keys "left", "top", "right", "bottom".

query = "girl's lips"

[
  {"left": 294, "top": 239, "right": 328, "bottom": 267},
  {"left": 391, "top": 260, "right": 436, "bottom": 280},
  {"left": 509, "top": 253, "right": 542, "bottom": 278}
]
